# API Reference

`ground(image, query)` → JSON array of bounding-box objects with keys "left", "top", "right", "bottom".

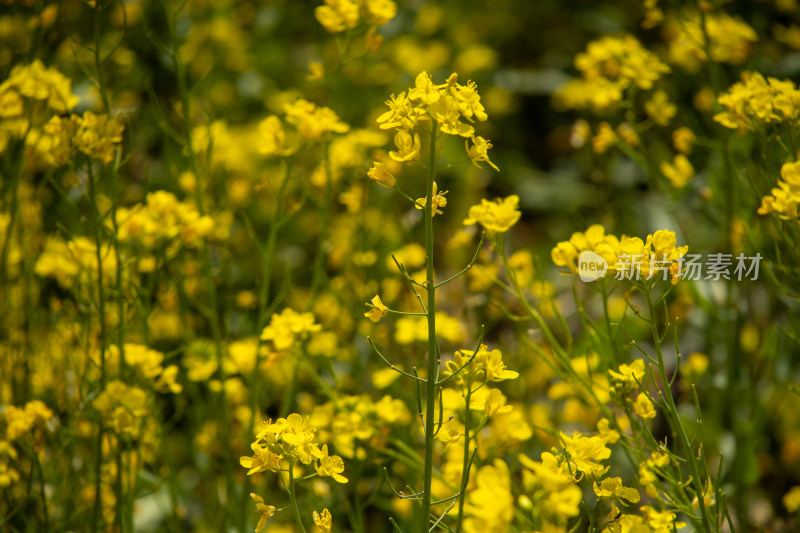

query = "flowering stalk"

[
  {"left": 420, "top": 120, "right": 439, "bottom": 532},
  {"left": 642, "top": 283, "right": 714, "bottom": 533}
]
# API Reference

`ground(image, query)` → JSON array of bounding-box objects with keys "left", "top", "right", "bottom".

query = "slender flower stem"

[
  {"left": 421, "top": 121, "right": 439, "bottom": 533},
  {"left": 454, "top": 384, "right": 473, "bottom": 533},
  {"left": 288, "top": 463, "right": 308, "bottom": 533},
  {"left": 644, "top": 286, "right": 713, "bottom": 533}
]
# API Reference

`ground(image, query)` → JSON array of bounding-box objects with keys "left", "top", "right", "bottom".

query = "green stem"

[
  {"left": 288, "top": 463, "right": 307, "bottom": 533},
  {"left": 421, "top": 121, "right": 439, "bottom": 533},
  {"left": 644, "top": 287, "right": 713, "bottom": 533},
  {"left": 454, "top": 384, "right": 473, "bottom": 533}
]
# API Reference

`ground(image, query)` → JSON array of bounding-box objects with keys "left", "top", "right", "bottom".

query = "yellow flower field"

[{"left": 1, "top": 1, "right": 800, "bottom": 532}]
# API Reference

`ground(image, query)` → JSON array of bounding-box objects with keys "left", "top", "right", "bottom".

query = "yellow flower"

[
  {"left": 465, "top": 136, "right": 499, "bottom": 171},
  {"left": 250, "top": 493, "right": 276, "bottom": 533},
  {"left": 462, "top": 195, "right": 520, "bottom": 234},
  {"left": 313, "top": 508, "right": 333, "bottom": 533},
  {"left": 260, "top": 308, "right": 322, "bottom": 351},
  {"left": 660, "top": 154, "right": 694, "bottom": 188},
  {"left": 593, "top": 477, "right": 641, "bottom": 503},
  {"left": 364, "top": 295, "right": 389, "bottom": 322},
  {"left": 560, "top": 431, "right": 611, "bottom": 477},
  {"left": 415, "top": 181, "right": 448, "bottom": 217},
  {"left": 758, "top": 160, "right": 800, "bottom": 220},
  {"left": 315, "top": 445, "right": 348, "bottom": 483},
  {"left": 314, "top": 0, "right": 359, "bottom": 33},
  {"left": 257, "top": 115, "right": 291, "bottom": 156},
  {"left": 389, "top": 130, "right": 421, "bottom": 162},
  {"left": 784, "top": 486, "right": 800, "bottom": 513},
  {"left": 408, "top": 71, "right": 441, "bottom": 105},
  {"left": 672, "top": 127, "right": 695, "bottom": 154},
  {"left": 644, "top": 90, "right": 677, "bottom": 126},
  {"left": 367, "top": 161, "right": 396, "bottom": 188},
  {"left": 609, "top": 359, "right": 646, "bottom": 387},
  {"left": 633, "top": 392, "right": 657, "bottom": 419},
  {"left": 463, "top": 460, "right": 515, "bottom": 533},
  {"left": 592, "top": 122, "right": 617, "bottom": 153}
]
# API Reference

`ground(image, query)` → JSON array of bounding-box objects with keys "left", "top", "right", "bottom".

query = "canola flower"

[
  {"left": 715, "top": 72, "right": 800, "bottom": 131},
  {"left": 553, "top": 35, "right": 670, "bottom": 112},
  {"left": 551, "top": 224, "right": 689, "bottom": 284},
  {"left": 462, "top": 195, "right": 521, "bottom": 235},
  {"left": 371, "top": 70, "right": 498, "bottom": 176},
  {"left": 758, "top": 160, "right": 800, "bottom": 221}
]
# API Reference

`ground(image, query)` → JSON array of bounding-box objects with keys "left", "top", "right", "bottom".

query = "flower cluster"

[
  {"left": 663, "top": 9, "right": 757, "bottom": 72},
  {"left": 715, "top": 72, "right": 800, "bottom": 131},
  {"left": 462, "top": 195, "right": 521, "bottom": 235},
  {"left": 758, "top": 160, "right": 800, "bottom": 221},
  {"left": 240, "top": 413, "right": 348, "bottom": 483},
  {"left": 260, "top": 307, "right": 322, "bottom": 351},
  {"left": 553, "top": 35, "right": 670, "bottom": 111},
  {"left": 551, "top": 224, "right": 689, "bottom": 284},
  {"left": 368, "top": 71, "right": 497, "bottom": 192},
  {"left": 445, "top": 344, "right": 519, "bottom": 388},
  {"left": 315, "top": 0, "right": 397, "bottom": 33},
  {"left": 115, "top": 191, "right": 216, "bottom": 251}
]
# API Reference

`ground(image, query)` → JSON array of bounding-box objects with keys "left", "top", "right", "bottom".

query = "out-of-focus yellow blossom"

[
  {"left": 260, "top": 308, "right": 322, "bottom": 351},
  {"left": 616, "top": 122, "right": 639, "bottom": 147},
  {"left": 0, "top": 60, "right": 79, "bottom": 114},
  {"left": 672, "top": 127, "right": 695, "bottom": 154},
  {"left": 93, "top": 381, "right": 149, "bottom": 436},
  {"left": 644, "top": 90, "right": 676, "bottom": 126},
  {"left": 633, "top": 392, "right": 656, "bottom": 419},
  {"left": 519, "top": 452, "right": 582, "bottom": 519},
  {"left": 312, "top": 508, "right": 333, "bottom": 532},
  {"left": 758, "top": 160, "right": 800, "bottom": 220},
  {"left": 592, "top": 122, "right": 617, "bottom": 153},
  {"left": 315, "top": 0, "right": 359, "bottom": 32},
  {"left": 570, "top": 119, "right": 591, "bottom": 148},
  {"left": 315, "top": 0, "right": 396, "bottom": 32},
  {"left": 73, "top": 111, "right": 124, "bottom": 164},
  {"left": 115, "top": 190, "right": 215, "bottom": 249},
  {"left": 463, "top": 459, "right": 514, "bottom": 533},
  {"left": 394, "top": 312, "right": 464, "bottom": 344},
  {"left": 681, "top": 352, "right": 710, "bottom": 379},
  {"left": 641, "top": 505, "right": 686, "bottom": 532},
  {"left": 257, "top": 115, "right": 293, "bottom": 157},
  {"left": 284, "top": 98, "right": 349, "bottom": 140},
  {"left": 664, "top": 10, "right": 757, "bottom": 72},
  {"left": 715, "top": 72, "right": 800, "bottom": 131},
  {"left": 784, "top": 486, "right": 800, "bottom": 513},
  {"left": 3, "top": 400, "right": 53, "bottom": 441},
  {"left": 553, "top": 35, "right": 669, "bottom": 112},
  {"left": 367, "top": 161, "right": 396, "bottom": 188},
  {"left": 462, "top": 195, "right": 520, "bottom": 234},
  {"left": 307, "top": 61, "right": 324, "bottom": 81},
  {"left": 364, "top": 295, "right": 389, "bottom": 322},
  {"left": 660, "top": 154, "right": 694, "bottom": 188},
  {"left": 593, "top": 476, "right": 641, "bottom": 503},
  {"left": 250, "top": 493, "right": 276, "bottom": 532},
  {"left": 415, "top": 181, "right": 448, "bottom": 217}
]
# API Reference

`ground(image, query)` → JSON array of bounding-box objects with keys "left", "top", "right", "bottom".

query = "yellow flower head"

[
  {"left": 364, "top": 295, "right": 389, "bottom": 322},
  {"left": 367, "top": 161, "right": 396, "bottom": 188},
  {"left": 462, "top": 195, "right": 521, "bottom": 234}
]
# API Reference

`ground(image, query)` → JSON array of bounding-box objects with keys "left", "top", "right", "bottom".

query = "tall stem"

[
  {"left": 454, "top": 385, "right": 472, "bottom": 533},
  {"left": 644, "top": 287, "right": 713, "bottom": 533},
  {"left": 288, "top": 463, "right": 307, "bottom": 533},
  {"left": 420, "top": 121, "right": 439, "bottom": 532}
]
